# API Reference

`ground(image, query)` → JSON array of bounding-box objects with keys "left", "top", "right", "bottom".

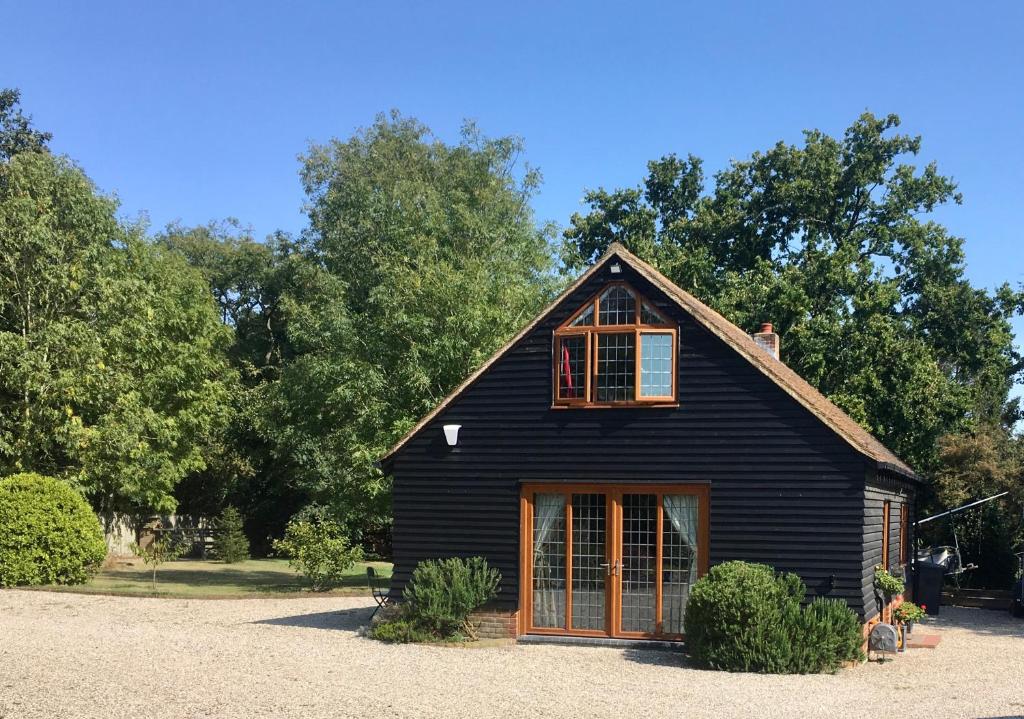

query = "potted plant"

[
  {"left": 893, "top": 601, "right": 926, "bottom": 636},
  {"left": 874, "top": 565, "right": 905, "bottom": 621}
]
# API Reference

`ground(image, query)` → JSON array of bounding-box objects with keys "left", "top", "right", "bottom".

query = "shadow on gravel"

[
  {"left": 927, "top": 607, "right": 1024, "bottom": 639},
  {"left": 253, "top": 606, "right": 373, "bottom": 631},
  {"left": 621, "top": 647, "right": 691, "bottom": 668}
]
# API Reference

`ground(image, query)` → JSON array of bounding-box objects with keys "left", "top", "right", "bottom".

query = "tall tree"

[
  {"left": 283, "top": 112, "right": 557, "bottom": 539},
  {"left": 0, "top": 151, "right": 234, "bottom": 523},
  {"left": 159, "top": 222, "right": 313, "bottom": 550},
  {"left": 0, "top": 89, "right": 51, "bottom": 161},
  {"left": 563, "top": 113, "right": 1024, "bottom": 473}
]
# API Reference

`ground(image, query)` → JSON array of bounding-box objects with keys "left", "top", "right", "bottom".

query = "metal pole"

[{"left": 915, "top": 491, "right": 1010, "bottom": 526}]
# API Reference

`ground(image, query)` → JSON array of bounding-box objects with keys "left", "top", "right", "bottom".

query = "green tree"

[
  {"left": 269, "top": 112, "right": 558, "bottom": 540},
  {"left": 159, "top": 222, "right": 313, "bottom": 551},
  {"left": 927, "top": 426, "right": 1022, "bottom": 587},
  {"left": 156, "top": 222, "right": 306, "bottom": 380},
  {"left": 0, "top": 88, "right": 51, "bottom": 161},
  {"left": 563, "top": 113, "right": 1024, "bottom": 473},
  {"left": 272, "top": 517, "right": 363, "bottom": 590},
  {"left": 211, "top": 506, "right": 250, "bottom": 563},
  {"left": 0, "top": 151, "right": 234, "bottom": 524},
  {"left": 933, "top": 426, "right": 1021, "bottom": 509},
  {"left": 131, "top": 534, "right": 187, "bottom": 592}
]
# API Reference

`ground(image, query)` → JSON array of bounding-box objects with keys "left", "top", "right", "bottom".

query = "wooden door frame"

[
  {"left": 881, "top": 500, "right": 891, "bottom": 569},
  {"left": 518, "top": 483, "right": 710, "bottom": 639}
]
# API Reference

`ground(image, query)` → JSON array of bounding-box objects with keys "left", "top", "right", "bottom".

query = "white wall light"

[
  {"left": 610, "top": 262, "right": 622, "bottom": 274},
  {"left": 443, "top": 424, "right": 461, "bottom": 447}
]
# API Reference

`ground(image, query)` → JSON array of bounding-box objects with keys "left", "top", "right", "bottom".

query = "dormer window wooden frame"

[{"left": 553, "top": 282, "right": 678, "bottom": 408}]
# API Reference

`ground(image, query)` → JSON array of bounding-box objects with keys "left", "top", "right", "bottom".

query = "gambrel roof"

[{"left": 380, "top": 243, "right": 917, "bottom": 479}]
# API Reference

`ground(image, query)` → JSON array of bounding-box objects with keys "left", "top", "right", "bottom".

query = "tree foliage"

[
  {"left": 0, "top": 89, "right": 51, "bottom": 161},
  {"left": 0, "top": 149, "right": 234, "bottom": 522},
  {"left": 200, "top": 112, "right": 559, "bottom": 542},
  {"left": 563, "top": 112, "right": 1024, "bottom": 473},
  {"left": 131, "top": 533, "right": 188, "bottom": 591},
  {"left": 211, "top": 505, "right": 250, "bottom": 564},
  {"left": 159, "top": 222, "right": 311, "bottom": 551},
  {"left": 272, "top": 517, "right": 363, "bottom": 590}
]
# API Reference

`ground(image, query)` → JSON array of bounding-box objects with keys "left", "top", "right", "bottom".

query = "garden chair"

[{"left": 367, "top": 566, "right": 390, "bottom": 618}]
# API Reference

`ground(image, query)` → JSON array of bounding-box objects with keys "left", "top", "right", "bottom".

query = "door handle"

[{"left": 600, "top": 561, "right": 620, "bottom": 576}]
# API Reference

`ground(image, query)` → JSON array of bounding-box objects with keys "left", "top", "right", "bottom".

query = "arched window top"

[
  {"left": 560, "top": 282, "right": 673, "bottom": 330},
  {"left": 599, "top": 285, "right": 635, "bottom": 325},
  {"left": 555, "top": 283, "right": 677, "bottom": 407}
]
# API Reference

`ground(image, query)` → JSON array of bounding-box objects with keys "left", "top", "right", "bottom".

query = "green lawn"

[{"left": 31, "top": 558, "right": 392, "bottom": 599}]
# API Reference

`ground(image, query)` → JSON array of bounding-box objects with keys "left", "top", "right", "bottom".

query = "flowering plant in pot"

[{"left": 893, "top": 601, "right": 926, "bottom": 635}]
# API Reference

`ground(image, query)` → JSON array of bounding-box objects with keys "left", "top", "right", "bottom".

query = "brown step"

[{"left": 906, "top": 634, "right": 941, "bottom": 649}]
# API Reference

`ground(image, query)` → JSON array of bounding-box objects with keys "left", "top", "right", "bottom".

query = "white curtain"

[
  {"left": 532, "top": 494, "right": 565, "bottom": 627},
  {"left": 663, "top": 494, "right": 699, "bottom": 588},
  {"left": 659, "top": 495, "right": 700, "bottom": 630}
]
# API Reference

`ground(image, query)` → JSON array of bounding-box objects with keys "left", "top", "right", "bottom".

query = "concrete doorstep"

[{"left": 905, "top": 633, "right": 941, "bottom": 649}]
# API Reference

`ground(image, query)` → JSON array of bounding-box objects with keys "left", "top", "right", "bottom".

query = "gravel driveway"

[{"left": 1, "top": 590, "right": 1022, "bottom": 719}]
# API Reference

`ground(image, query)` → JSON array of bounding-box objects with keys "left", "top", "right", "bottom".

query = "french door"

[{"left": 519, "top": 484, "right": 709, "bottom": 639}]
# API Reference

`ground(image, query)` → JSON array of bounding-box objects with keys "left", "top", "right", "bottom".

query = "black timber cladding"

[
  {"left": 861, "top": 470, "right": 916, "bottom": 620},
  {"left": 388, "top": 260, "right": 879, "bottom": 617}
]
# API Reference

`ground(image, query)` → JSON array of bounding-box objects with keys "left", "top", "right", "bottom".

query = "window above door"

[{"left": 554, "top": 282, "right": 678, "bottom": 407}]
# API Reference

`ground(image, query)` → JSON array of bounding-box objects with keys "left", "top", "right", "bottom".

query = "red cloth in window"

[{"left": 562, "top": 344, "right": 573, "bottom": 394}]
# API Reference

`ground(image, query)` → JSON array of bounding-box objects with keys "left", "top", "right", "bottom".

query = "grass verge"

[{"left": 25, "top": 557, "right": 392, "bottom": 599}]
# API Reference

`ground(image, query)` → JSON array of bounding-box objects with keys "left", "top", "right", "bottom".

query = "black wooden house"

[{"left": 379, "top": 243, "right": 919, "bottom": 640}]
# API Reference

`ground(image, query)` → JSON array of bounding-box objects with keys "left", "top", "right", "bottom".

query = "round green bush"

[
  {"left": 684, "top": 561, "right": 803, "bottom": 672},
  {"left": 684, "top": 560, "right": 863, "bottom": 673},
  {"left": 0, "top": 473, "right": 107, "bottom": 587}
]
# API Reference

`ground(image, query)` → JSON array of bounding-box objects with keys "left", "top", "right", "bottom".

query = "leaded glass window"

[
  {"left": 596, "top": 333, "right": 635, "bottom": 401},
  {"left": 599, "top": 286, "right": 635, "bottom": 325},
  {"left": 640, "top": 301, "right": 667, "bottom": 325},
  {"left": 569, "top": 304, "right": 594, "bottom": 327},
  {"left": 571, "top": 493, "right": 607, "bottom": 631},
  {"left": 557, "top": 335, "right": 587, "bottom": 400},
  {"left": 555, "top": 282, "right": 677, "bottom": 405},
  {"left": 532, "top": 493, "right": 566, "bottom": 628},
  {"left": 661, "top": 495, "right": 698, "bottom": 634}
]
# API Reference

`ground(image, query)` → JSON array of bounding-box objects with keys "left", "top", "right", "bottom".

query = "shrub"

[
  {"left": 0, "top": 473, "right": 107, "bottom": 587},
  {"left": 211, "top": 506, "right": 250, "bottom": 564},
  {"left": 404, "top": 556, "right": 501, "bottom": 638},
  {"left": 684, "top": 561, "right": 863, "bottom": 673},
  {"left": 791, "top": 599, "right": 865, "bottom": 673},
  {"left": 684, "top": 561, "right": 801, "bottom": 672},
  {"left": 272, "top": 518, "right": 363, "bottom": 590},
  {"left": 368, "top": 606, "right": 437, "bottom": 644}
]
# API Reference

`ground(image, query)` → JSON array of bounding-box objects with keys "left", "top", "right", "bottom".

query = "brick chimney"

[{"left": 752, "top": 322, "right": 780, "bottom": 360}]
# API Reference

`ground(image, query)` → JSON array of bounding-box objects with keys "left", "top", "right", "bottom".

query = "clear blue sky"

[{"left": 6, "top": 1, "right": 1023, "bottom": 399}]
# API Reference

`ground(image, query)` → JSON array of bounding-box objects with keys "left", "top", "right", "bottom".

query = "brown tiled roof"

[{"left": 380, "top": 242, "right": 917, "bottom": 479}]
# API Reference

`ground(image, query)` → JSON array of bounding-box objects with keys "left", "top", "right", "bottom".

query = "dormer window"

[{"left": 554, "top": 282, "right": 677, "bottom": 407}]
